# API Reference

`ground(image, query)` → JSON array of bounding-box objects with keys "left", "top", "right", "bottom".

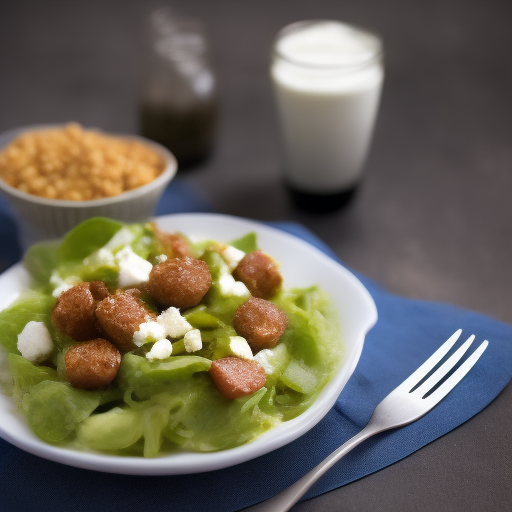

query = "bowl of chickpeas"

[{"left": 0, "top": 123, "right": 177, "bottom": 248}]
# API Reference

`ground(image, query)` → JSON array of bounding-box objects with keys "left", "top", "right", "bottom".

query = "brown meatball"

[
  {"left": 88, "top": 281, "right": 110, "bottom": 301},
  {"left": 52, "top": 281, "right": 109, "bottom": 341},
  {"left": 233, "top": 250, "right": 282, "bottom": 299},
  {"left": 154, "top": 226, "right": 191, "bottom": 259},
  {"left": 95, "top": 290, "right": 155, "bottom": 352},
  {"left": 146, "top": 256, "right": 212, "bottom": 309},
  {"left": 233, "top": 297, "right": 288, "bottom": 353},
  {"left": 209, "top": 357, "right": 266, "bottom": 399},
  {"left": 65, "top": 338, "right": 121, "bottom": 390}
]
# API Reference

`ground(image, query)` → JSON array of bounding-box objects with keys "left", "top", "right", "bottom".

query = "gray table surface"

[{"left": 1, "top": 0, "right": 511, "bottom": 510}]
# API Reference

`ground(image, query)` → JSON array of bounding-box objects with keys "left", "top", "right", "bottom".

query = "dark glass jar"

[{"left": 139, "top": 8, "right": 218, "bottom": 169}]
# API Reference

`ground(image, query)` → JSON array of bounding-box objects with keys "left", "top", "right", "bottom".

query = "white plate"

[{"left": 0, "top": 213, "right": 377, "bottom": 475}]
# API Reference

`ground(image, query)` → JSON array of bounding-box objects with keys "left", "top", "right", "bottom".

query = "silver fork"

[{"left": 243, "top": 329, "right": 488, "bottom": 512}]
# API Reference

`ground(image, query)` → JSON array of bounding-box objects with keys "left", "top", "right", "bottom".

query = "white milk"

[{"left": 271, "top": 21, "right": 383, "bottom": 193}]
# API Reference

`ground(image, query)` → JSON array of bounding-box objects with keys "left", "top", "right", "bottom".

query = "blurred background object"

[
  {"left": 138, "top": 7, "right": 218, "bottom": 169},
  {"left": 271, "top": 20, "right": 384, "bottom": 212},
  {"left": 0, "top": 124, "right": 177, "bottom": 247}
]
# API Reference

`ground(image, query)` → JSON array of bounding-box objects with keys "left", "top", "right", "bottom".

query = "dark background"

[{"left": 0, "top": 1, "right": 511, "bottom": 510}]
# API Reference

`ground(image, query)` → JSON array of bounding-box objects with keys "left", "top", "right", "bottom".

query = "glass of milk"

[{"left": 271, "top": 20, "right": 384, "bottom": 212}]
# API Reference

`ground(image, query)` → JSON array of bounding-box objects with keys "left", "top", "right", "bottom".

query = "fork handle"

[{"left": 242, "top": 423, "right": 379, "bottom": 512}]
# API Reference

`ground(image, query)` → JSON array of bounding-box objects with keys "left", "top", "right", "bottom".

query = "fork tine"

[
  {"left": 398, "top": 329, "right": 462, "bottom": 391},
  {"left": 423, "top": 340, "right": 488, "bottom": 407},
  {"left": 412, "top": 335, "right": 475, "bottom": 397}
]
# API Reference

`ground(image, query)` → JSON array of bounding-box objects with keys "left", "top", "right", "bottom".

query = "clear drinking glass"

[{"left": 271, "top": 20, "right": 384, "bottom": 212}]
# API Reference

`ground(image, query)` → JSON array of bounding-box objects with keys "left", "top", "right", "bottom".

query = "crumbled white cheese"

[
  {"left": 184, "top": 329, "right": 202, "bottom": 353},
  {"left": 254, "top": 344, "right": 288, "bottom": 375},
  {"left": 83, "top": 247, "right": 116, "bottom": 268},
  {"left": 254, "top": 348, "right": 275, "bottom": 374},
  {"left": 218, "top": 274, "right": 250, "bottom": 297},
  {"left": 51, "top": 281, "right": 75, "bottom": 298},
  {"left": 155, "top": 254, "right": 168, "bottom": 264},
  {"left": 104, "top": 227, "right": 135, "bottom": 250},
  {"left": 49, "top": 271, "right": 81, "bottom": 298},
  {"left": 229, "top": 336, "right": 253, "bottom": 360},
  {"left": 221, "top": 245, "right": 245, "bottom": 270},
  {"left": 133, "top": 321, "right": 167, "bottom": 347},
  {"left": 157, "top": 307, "right": 193, "bottom": 338},
  {"left": 49, "top": 270, "right": 62, "bottom": 286},
  {"left": 116, "top": 246, "right": 153, "bottom": 288},
  {"left": 145, "top": 338, "right": 173, "bottom": 361},
  {"left": 17, "top": 321, "right": 54, "bottom": 363}
]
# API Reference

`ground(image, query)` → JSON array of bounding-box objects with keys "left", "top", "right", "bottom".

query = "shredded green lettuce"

[{"left": 0, "top": 217, "right": 343, "bottom": 456}]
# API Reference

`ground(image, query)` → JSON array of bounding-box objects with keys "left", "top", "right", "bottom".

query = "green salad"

[{"left": 0, "top": 217, "right": 342, "bottom": 457}]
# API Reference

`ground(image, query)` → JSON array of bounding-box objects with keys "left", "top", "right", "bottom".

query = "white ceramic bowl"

[
  {"left": 0, "top": 125, "right": 177, "bottom": 249},
  {"left": 0, "top": 213, "right": 377, "bottom": 475}
]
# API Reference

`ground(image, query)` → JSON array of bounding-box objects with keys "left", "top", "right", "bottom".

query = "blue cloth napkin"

[{"left": 0, "top": 181, "right": 511, "bottom": 512}]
